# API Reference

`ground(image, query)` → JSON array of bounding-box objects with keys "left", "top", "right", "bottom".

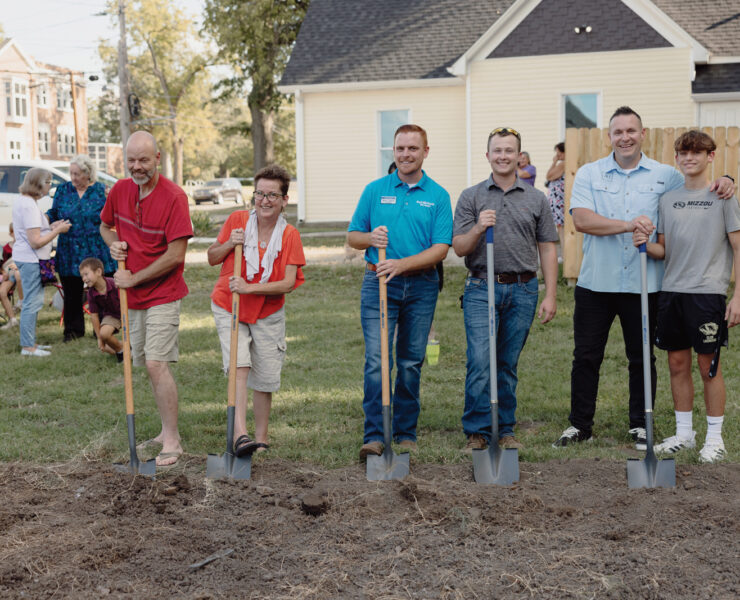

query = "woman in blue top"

[{"left": 47, "top": 154, "right": 115, "bottom": 342}]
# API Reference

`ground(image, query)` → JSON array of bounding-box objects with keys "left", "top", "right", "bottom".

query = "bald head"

[
  {"left": 126, "top": 131, "right": 160, "bottom": 186},
  {"left": 127, "top": 130, "right": 158, "bottom": 155}
]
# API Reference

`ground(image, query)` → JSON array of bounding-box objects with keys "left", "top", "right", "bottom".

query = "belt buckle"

[{"left": 496, "top": 274, "right": 505, "bottom": 284}]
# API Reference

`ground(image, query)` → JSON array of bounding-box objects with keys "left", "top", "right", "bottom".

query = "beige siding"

[
  {"left": 469, "top": 47, "right": 695, "bottom": 192},
  {"left": 302, "top": 85, "right": 466, "bottom": 222}
]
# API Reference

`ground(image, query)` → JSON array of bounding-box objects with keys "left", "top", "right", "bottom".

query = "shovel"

[
  {"left": 627, "top": 244, "right": 675, "bottom": 489},
  {"left": 473, "top": 227, "right": 519, "bottom": 485},
  {"left": 207, "top": 243, "right": 252, "bottom": 480},
  {"left": 113, "top": 259, "right": 156, "bottom": 476},
  {"left": 366, "top": 247, "right": 410, "bottom": 481}
]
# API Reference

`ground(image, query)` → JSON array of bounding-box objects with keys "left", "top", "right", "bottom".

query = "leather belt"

[
  {"left": 469, "top": 270, "right": 537, "bottom": 284},
  {"left": 366, "top": 263, "right": 435, "bottom": 278}
]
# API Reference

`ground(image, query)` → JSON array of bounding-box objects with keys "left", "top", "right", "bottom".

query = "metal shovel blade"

[
  {"left": 472, "top": 445, "right": 519, "bottom": 485},
  {"left": 114, "top": 414, "right": 156, "bottom": 476},
  {"left": 366, "top": 448, "right": 410, "bottom": 481},
  {"left": 627, "top": 453, "right": 675, "bottom": 489},
  {"left": 206, "top": 451, "right": 252, "bottom": 480}
]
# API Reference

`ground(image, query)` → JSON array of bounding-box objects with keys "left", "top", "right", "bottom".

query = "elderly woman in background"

[
  {"left": 47, "top": 154, "right": 115, "bottom": 342},
  {"left": 12, "top": 168, "right": 71, "bottom": 356}
]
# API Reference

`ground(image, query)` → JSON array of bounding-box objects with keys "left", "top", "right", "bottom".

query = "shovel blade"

[
  {"left": 472, "top": 446, "right": 519, "bottom": 485},
  {"left": 113, "top": 457, "right": 156, "bottom": 477},
  {"left": 366, "top": 449, "right": 410, "bottom": 481},
  {"left": 206, "top": 452, "right": 252, "bottom": 481},
  {"left": 627, "top": 454, "right": 676, "bottom": 489}
]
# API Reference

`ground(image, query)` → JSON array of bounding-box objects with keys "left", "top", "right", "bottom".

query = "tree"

[
  {"left": 99, "top": 0, "right": 214, "bottom": 185},
  {"left": 203, "top": 0, "right": 309, "bottom": 172},
  {"left": 88, "top": 87, "right": 121, "bottom": 143}
]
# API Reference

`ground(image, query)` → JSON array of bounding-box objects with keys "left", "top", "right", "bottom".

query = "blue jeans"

[
  {"left": 360, "top": 269, "right": 438, "bottom": 443},
  {"left": 16, "top": 261, "right": 44, "bottom": 348},
  {"left": 462, "top": 276, "right": 539, "bottom": 441}
]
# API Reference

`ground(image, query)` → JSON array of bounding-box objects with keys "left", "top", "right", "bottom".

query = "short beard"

[{"left": 131, "top": 169, "right": 156, "bottom": 186}]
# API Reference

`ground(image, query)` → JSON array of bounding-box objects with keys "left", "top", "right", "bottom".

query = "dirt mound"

[{"left": 0, "top": 458, "right": 737, "bottom": 599}]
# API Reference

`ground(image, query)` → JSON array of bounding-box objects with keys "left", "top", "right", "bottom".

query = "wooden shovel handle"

[
  {"left": 117, "top": 260, "right": 135, "bottom": 416},
  {"left": 227, "top": 244, "right": 243, "bottom": 408},
  {"left": 378, "top": 248, "right": 390, "bottom": 408}
]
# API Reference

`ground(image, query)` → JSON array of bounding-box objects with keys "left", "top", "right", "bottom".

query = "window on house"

[
  {"left": 8, "top": 139, "right": 23, "bottom": 160},
  {"left": 38, "top": 123, "right": 51, "bottom": 155},
  {"left": 378, "top": 109, "right": 410, "bottom": 176},
  {"left": 57, "top": 127, "right": 75, "bottom": 156},
  {"left": 56, "top": 84, "right": 72, "bottom": 111},
  {"left": 89, "top": 144, "right": 107, "bottom": 171},
  {"left": 5, "top": 81, "right": 11, "bottom": 117},
  {"left": 5, "top": 79, "right": 29, "bottom": 119},
  {"left": 37, "top": 82, "right": 49, "bottom": 108},
  {"left": 563, "top": 93, "right": 599, "bottom": 134}
]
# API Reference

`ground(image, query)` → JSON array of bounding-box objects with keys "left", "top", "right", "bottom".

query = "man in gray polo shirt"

[{"left": 453, "top": 127, "right": 558, "bottom": 451}]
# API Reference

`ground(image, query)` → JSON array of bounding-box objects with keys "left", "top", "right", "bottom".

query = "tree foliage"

[
  {"left": 98, "top": 0, "right": 215, "bottom": 185},
  {"left": 203, "top": 0, "right": 309, "bottom": 172}
]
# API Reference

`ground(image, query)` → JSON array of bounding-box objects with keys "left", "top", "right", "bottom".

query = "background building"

[
  {"left": 0, "top": 38, "right": 88, "bottom": 162},
  {"left": 280, "top": 0, "right": 740, "bottom": 223}
]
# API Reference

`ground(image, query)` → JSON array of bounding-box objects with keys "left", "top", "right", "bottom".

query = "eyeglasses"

[
  {"left": 489, "top": 127, "right": 521, "bottom": 140},
  {"left": 253, "top": 191, "right": 283, "bottom": 201}
]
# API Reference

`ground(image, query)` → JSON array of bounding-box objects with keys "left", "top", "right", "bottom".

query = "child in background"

[
  {"left": 79, "top": 257, "right": 123, "bottom": 362},
  {"left": 0, "top": 223, "right": 23, "bottom": 329}
]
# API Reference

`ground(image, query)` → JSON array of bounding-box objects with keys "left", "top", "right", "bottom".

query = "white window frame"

[
  {"left": 8, "top": 130, "right": 24, "bottom": 160},
  {"left": 5, "top": 78, "right": 29, "bottom": 122},
  {"left": 377, "top": 109, "right": 411, "bottom": 177},
  {"left": 37, "top": 81, "right": 49, "bottom": 108},
  {"left": 57, "top": 125, "right": 75, "bottom": 156},
  {"left": 38, "top": 123, "right": 51, "bottom": 155},
  {"left": 56, "top": 83, "right": 72, "bottom": 112},
  {"left": 560, "top": 91, "right": 602, "bottom": 139},
  {"left": 88, "top": 143, "right": 107, "bottom": 172}
]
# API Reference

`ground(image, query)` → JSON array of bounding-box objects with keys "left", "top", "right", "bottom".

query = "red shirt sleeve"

[{"left": 165, "top": 191, "right": 194, "bottom": 242}]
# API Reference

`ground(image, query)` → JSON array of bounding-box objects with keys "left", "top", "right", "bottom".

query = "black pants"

[
  {"left": 60, "top": 275, "right": 85, "bottom": 339},
  {"left": 569, "top": 286, "right": 657, "bottom": 433}
]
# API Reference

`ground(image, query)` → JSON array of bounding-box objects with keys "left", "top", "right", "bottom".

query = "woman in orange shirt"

[{"left": 208, "top": 165, "right": 306, "bottom": 456}]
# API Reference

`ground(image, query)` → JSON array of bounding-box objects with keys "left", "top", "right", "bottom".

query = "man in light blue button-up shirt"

[{"left": 553, "top": 106, "right": 735, "bottom": 450}]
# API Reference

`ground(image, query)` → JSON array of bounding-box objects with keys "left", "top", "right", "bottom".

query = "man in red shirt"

[{"left": 100, "top": 131, "right": 193, "bottom": 467}]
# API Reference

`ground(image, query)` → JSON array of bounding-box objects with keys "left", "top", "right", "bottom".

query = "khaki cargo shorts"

[
  {"left": 128, "top": 300, "right": 181, "bottom": 367},
  {"left": 211, "top": 301, "right": 286, "bottom": 392}
]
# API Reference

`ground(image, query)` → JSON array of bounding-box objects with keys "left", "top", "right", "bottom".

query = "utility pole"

[
  {"left": 118, "top": 0, "right": 130, "bottom": 151},
  {"left": 68, "top": 71, "right": 81, "bottom": 154}
]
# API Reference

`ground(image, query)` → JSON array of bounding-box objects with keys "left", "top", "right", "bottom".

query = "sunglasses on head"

[{"left": 489, "top": 127, "right": 521, "bottom": 140}]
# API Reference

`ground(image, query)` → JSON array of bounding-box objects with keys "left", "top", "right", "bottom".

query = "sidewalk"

[{"left": 186, "top": 236, "right": 466, "bottom": 267}]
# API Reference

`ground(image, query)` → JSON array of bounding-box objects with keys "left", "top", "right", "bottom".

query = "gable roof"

[
  {"left": 652, "top": 0, "right": 740, "bottom": 57},
  {"left": 0, "top": 38, "right": 38, "bottom": 73},
  {"left": 488, "top": 0, "right": 671, "bottom": 58},
  {"left": 280, "top": 0, "right": 515, "bottom": 87},
  {"left": 282, "top": 0, "right": 739, "bottom": 90}
]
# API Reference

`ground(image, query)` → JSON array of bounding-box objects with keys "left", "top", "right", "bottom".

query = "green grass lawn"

[{"left": 0, "top": 265, "right": 736, "bottom": 467}]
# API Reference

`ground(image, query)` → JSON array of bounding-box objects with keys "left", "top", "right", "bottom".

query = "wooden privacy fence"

[{"left": 563, "top": 126, "right": 740, "bottom": 280}]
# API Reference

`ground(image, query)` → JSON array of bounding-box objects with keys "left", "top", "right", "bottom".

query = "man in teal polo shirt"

[
  {"left": 553, "top": 106, "right": 735, "bottom": 449},
  {"left": 348, "top": 124, "right": 453, "bottom": 460}
]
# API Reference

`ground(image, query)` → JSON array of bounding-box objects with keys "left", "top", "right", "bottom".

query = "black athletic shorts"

[{"left": 655, "top": 292, "right": 728, "bottom": 354}]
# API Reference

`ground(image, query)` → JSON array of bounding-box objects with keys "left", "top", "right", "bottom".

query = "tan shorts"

[
  {"left": 129, "top": 300, "right": 181, "bottom": 367},
  {"left": 100, "top": 315, "right": 121, "bottom": 331},
  {"left": 211, "top": 301, "right": 286, "bottom": 392}
]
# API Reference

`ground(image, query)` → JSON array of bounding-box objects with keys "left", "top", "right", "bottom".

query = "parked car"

[
  {"left": 0, "top": 159, "right": 119, "bottom": 243},
  {"left": 192, "top": 178, "right": 244, "bottom": 205}
]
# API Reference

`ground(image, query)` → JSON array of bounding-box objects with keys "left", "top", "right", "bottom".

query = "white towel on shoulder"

[{"left": 244, "top": 209, "right": 287, "bottom": 283}]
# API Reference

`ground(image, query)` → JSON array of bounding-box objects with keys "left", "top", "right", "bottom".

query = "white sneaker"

[
  {"left": 654, "top": 432, "right": 696, "bottom": 454},
  {"left": 20, "top": 347, "right": 51, "bottom": 357},
  {"left": 699, "top": 439, "right": 726, "bottom": 463}
]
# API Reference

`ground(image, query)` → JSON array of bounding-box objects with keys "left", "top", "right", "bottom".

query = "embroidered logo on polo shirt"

[
  {"left": 416, "top": 200, "right": 434, "bottom": 208},
  {"left": 380, "top": 196, "right": 396, "bottom": 204}
]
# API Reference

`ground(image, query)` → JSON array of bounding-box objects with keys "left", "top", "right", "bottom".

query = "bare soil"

[{"left": 0, "top": 457, "right": 737, "bottom": 599}]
